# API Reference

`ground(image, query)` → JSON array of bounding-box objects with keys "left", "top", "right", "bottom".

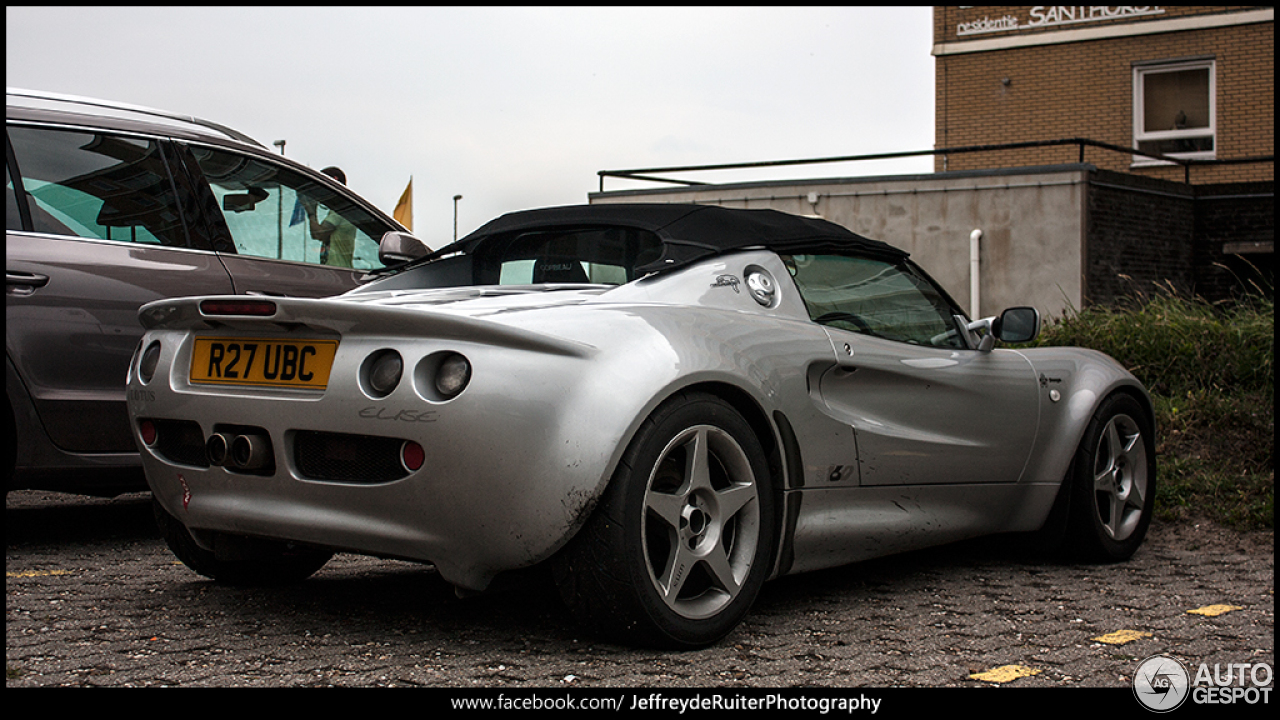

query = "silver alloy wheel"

[
  {"left": 1091, "top": 412, "right": 1149, "bottom": 541},
  {"left": 641, "top": 424, "right": 761, "bottom": 620}
]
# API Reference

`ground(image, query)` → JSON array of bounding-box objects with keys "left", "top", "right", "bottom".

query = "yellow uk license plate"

[{"left": 190, "top": 337, "right": 339, "bottom": 389}]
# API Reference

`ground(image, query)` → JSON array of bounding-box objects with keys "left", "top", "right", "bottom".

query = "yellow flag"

[{"left": 393, "top": 177, "right": 413, "bottom": 231}]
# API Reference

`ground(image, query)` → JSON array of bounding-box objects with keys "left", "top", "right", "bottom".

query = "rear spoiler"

[{"left": 138, "top": 295, "right": 596, "bottom": 359}]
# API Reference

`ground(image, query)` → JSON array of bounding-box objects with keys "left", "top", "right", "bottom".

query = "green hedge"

[
  {"left": 1036, "top": 288, "right": 1273, "bottom": 399},
  {"left": 1032, "top": 288, "right": 1273, "bottom": 530}
]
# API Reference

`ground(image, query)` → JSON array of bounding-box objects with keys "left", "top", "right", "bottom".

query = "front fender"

[{"left": 1015, "top": 347, "right": 1153, "bottom": 488}]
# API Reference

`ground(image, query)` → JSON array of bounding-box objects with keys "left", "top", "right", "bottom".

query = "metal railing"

[{"left": 597, "top": 137, "right": 1273, "bottom": 192}]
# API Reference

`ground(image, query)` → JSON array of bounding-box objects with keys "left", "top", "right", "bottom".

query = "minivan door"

[{"left": 6, "top": 125, "right": 235, "bottom": 453}]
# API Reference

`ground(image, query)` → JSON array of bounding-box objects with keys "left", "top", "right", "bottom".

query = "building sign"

[{"left": 957, "top": 6, "right": 1166, "bottom": 37}]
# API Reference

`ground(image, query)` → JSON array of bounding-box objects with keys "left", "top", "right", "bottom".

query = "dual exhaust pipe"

[{"left": 206, "top": 432, "right": 272, "bottom": 471}]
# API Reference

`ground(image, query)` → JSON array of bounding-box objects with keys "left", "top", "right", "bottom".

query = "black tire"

[
  {"left": 1063, "top": 393, "right": 1156, "bottom": 562},
  {"left": 153, "top": 498, "right": 332, "bottom": 585},
  {"left": 552, "top": 392, "right": 777, "bottom": 648}
]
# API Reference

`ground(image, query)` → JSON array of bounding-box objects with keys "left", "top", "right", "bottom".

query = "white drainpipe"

[{"left": 969, "top": 229, "right": 982, "bottom": 318}]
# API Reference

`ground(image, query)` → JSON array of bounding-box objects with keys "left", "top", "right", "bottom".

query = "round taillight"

[
  {"left": 139, "top": 342, "right": 162, "bottom": 383},
  {"left": 364, "top": 350, "right": 403, "bottom": 398},
  {"left": 434, "top": 353, "right": 471, "bottom": 398},
  {"left": 139, "top": 420, "right": 157, "bottom": 446},
  {"left": 401, "top": 441, "right": 425, "bottom": 472}
]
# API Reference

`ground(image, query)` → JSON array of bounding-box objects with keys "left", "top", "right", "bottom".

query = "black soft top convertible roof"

[{"left": 423, "top": 203, "right": 907, "bottom": 276}]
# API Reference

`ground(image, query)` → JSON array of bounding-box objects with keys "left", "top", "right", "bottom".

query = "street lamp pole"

[
  {"left": 273, "top": 139, "right": 286, "bottom": 156},
  {"left": 453, "top": 194, "right": 463, "bottom": 241}
]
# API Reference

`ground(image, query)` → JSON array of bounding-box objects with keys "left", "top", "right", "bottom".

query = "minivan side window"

[
  {"left": 187, "top": 146, "right": 388, "bottom": 271},
  {"left": 7, "top": 126, "right": 189, "bottom": 247}
]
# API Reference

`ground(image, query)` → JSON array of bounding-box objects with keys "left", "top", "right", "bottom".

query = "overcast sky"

[{"left": 7, "top": 6, "right": 935, "bottom": 248}]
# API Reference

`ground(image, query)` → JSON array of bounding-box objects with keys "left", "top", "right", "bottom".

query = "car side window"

[
  {"left": 784, "top": 253, "right": 967, "bottom": 348},
  {"left": 186, "top": 146, "right": 388, "bottom": 271},
  {"left": 7, "top": 125, "right": 189, "bottom": 246}
]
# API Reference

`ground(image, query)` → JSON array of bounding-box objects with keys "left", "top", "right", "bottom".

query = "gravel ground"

[{"left": 6, "top": 489, "right": 1273, "bottom": 689}]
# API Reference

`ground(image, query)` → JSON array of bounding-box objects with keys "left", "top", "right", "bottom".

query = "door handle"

[{"left": 6, "top": 271, "right": 50, "bottom": 288}]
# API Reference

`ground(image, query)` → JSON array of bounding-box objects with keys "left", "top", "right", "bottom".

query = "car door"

[
  {"left": 170, "top": 142, "right": 395, "bottom": 298},
  {"left": 785, "top": 253, "right": 1040, "bottom": 486},
  {"left": 5, "top": 124, "right": 236, "bottom": 453}
]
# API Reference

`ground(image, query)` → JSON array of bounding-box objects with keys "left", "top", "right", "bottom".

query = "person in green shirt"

[{"left": 304, "top": 166, "right": 357, "bottom": 267}]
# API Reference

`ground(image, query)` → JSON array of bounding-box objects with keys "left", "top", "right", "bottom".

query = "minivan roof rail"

[{"left": 6, "top": 87, "right": 265, "bottom": 148}]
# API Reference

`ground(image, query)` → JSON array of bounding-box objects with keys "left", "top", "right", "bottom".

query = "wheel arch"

[
  {"left": 551, "top": 379, "right": 789, "bottom": 647},
  {"left": 6, "top": 352, "right": 38, "bottom": 487},
  {"left": 1110, "top": 384, "right": 1157, "bottom": 433},
  {"left": 4, "top": 390, "right": 14, "bottom": 490}
]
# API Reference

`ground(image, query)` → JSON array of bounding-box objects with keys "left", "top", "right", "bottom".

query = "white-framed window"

[{"left": 1133, "top": 58, "right": 1216, "bottom": 165}]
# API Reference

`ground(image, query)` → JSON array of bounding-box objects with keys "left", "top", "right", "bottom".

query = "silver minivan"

[{"left": 5, "top": 89, "right": 426, "bottom": 495}]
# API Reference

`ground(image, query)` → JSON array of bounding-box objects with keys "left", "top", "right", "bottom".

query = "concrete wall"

[{"left": 590, "top": 165, "right": 1089, "bottom": 319}]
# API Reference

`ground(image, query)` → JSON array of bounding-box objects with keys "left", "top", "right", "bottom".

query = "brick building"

[
  {"left": 931, "top": 6, "right": 1273, "bottom": 301},
  {"left": 593, "top": 7, "right": 1273, "bottom": 307},
  {"left": 933, "top": 6, "right": 1273, "bottom": 184}
]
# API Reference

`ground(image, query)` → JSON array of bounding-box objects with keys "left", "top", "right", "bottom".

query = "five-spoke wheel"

[
  {"left": 642, "top": 424, "right": 763, "bottom": 621},
  {"left": 553, "top": 392, "right": 776, "bottom": 648},
  {"left": 1066, "top": 393, "right": 1156, "bottom": 561},
  {"left": 1090, "top": 411, "right": 1149, "bottom": 542}
]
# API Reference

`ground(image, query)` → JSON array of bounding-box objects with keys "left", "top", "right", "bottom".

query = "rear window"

[{"left": 476, "top": 227, "right": 663, "bottom": 285}]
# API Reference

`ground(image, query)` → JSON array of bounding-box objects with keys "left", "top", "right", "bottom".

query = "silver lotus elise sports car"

[{"left": 128, "top": 204, "right": 1155, "bottom": 648}]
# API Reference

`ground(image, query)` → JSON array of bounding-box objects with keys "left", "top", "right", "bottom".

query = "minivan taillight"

[{"left": 199, "top": 299, "right": 277, "bottom": 316}]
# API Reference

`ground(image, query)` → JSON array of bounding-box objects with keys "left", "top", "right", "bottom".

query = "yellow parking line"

[
  {"left": 969, "top": 664, "right": 1041, "bottom": 683},
  {"left": 1092, "top": 629, "right": 1152, "bottom": 645},
  {"left": 1187, "top": 604, "right": 1243, "bottom": 616},
  {"left": 7, "top": 569, "right": 72, "bottom": 578}
]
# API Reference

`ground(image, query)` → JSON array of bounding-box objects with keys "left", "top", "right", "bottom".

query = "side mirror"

[
  {"left": 968, "top": 306, "right": 1040, "bottom": 351},
  {"left": 994, "top": 306, "right": 1040, "bottom": 344},
  {"left": 378, "top": 230, "right": 430, "bottom": 265}
]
